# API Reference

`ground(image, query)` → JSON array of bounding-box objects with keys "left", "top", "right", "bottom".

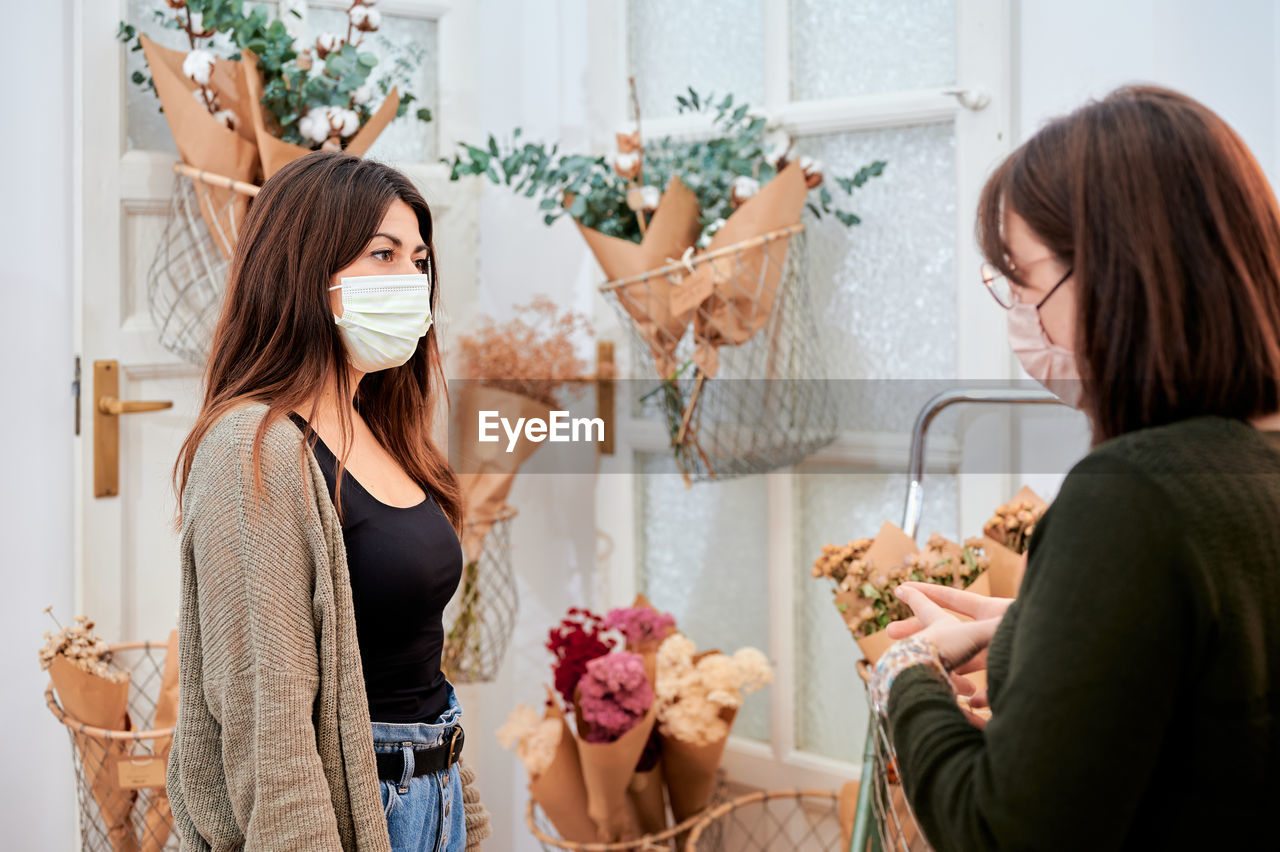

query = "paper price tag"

[
  {"left": 669, "top": 272, "right": 714, "bottom": 316},
  {"left": 116, "top": 755, "right": 168, "bottom": 790}
]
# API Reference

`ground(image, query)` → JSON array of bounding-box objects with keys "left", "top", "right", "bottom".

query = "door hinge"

[{"left": 72, "top": 355, "right": 81, "bottom": 436}]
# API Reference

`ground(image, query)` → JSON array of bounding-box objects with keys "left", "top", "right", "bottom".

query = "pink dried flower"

[
  {"left": 578, "top": 652, "right": 653, "bottom": 743},
  {"left": 603, "top": 606, "right": 676, "bottom": 649}
]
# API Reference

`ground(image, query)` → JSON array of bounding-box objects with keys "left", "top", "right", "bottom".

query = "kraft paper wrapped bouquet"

[
  {"left": 982, "top": 485, "right": 1050, "bottom": 597},
  {"left": 653, "top": 633, "right": 773, "bottom": 825},
  {"left": 813, "top": 521, "right": 991, "bottom": 663},
  {"left": 447, "top": 88, "right": 885, "bottom": 479},
  {"left": 119, "top": 0, "right": 432, "bottom": 252}
]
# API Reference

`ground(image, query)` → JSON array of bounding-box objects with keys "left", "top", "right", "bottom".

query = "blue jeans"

[{"left": 371, "top": 684, "right": 467, "bottom": 852}]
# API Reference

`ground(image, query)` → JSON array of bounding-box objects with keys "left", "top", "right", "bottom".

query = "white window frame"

[{"left": 590, "top": 0, "right": 1016, "bottom": 789}]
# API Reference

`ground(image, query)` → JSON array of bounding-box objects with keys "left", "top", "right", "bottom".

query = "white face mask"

[
  {"left": 1006, "top": 301, "right": 1083, "bottom": 408},
  {"left": 330, "top": 273, "right": 433, "bottom": 373}
]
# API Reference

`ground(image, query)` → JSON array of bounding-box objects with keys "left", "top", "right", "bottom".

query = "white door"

[
  {"left": 74, "top": 0, "right": 475, "bottom": 645},
  {"left": 590, "top": 0, "right": 1016, "bottom": 790}
]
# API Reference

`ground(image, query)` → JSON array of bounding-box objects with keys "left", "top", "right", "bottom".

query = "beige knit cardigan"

[{"left": 166, "top": 403, "right": 489, "bottom": 850}]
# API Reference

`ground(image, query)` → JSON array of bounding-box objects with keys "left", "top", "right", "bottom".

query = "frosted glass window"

[
  {"left": 794, "top": 123, "right": 957, "bottom": 432},
  {"left": 790, "top": 0, "right": 956, "bottom": 101},
  {"left": 627, "top": 0, "right": 765, "bottom": 120},
  {"left": 126, "top": 2, "right": 438, "bottom": 163},
  {"left": 793, "top": 468, "right": 958, "bottom": 761},
  {"left": 634, "top": 452, "right": 771, "bottom": 742}
]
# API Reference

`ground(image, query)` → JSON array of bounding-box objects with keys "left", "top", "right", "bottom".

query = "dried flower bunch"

[
  {"left": 119, "top": 0, "right": 431, "bottom": 148},
  {"left": 456, "top": 296, "right": 593, "bottom": 408},
  {"left": 602, "top": 605, "right": 676, "bottom": 650},
  {"left": 446, "top": 88, "right": 886, "bottom": 246},
  {"left": 814, "top": 533, "right": 989, "bottom": 639},
  {"left": 496, "top": 702, "right": 563, "bottom": 777},
  {"left": 577, "top": 652, "right": 653, "bottom": 743},
  {"left": 654, "top": 633, "right": 773, "bottom": 746},
  {"left": 37, "top": 607, "right": 127, "bottom": 684},
  {"left": 984, "top": 498, "right": 1046, "bottom": 555}
]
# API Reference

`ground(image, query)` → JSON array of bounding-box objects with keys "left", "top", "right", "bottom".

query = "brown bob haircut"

[
  {"left": 172, "top": 150, "right": 461, "bottom": 531},
  {"left": 978, "top": 85, "right": 1280, "bottom": 443}
]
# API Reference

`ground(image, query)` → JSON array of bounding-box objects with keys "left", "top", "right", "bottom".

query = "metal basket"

[
  {"left": 525, "top": 775, "right": 729, "bottom": 852},
  {"left": 441, "top": 505, "right": 519, "bottom": 683},
  {"left": 599, "top": 224, "right": 836, "bottom": 484},
  {"left": 146, "top": 164, "right": 260, "bottom": 367},
  {"left": 684, "top": 789, "right": 844, "bottom": 851},
  {"left": 44, "top": 640, "right": 180, "bottom": 852}
]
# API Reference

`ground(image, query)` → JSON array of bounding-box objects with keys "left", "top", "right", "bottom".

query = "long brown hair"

[
  {"left": 172, "top": 151, "right": 462, "bottom": 532},
  {"left": 977, "top": 85, "right": 1280, "bottom": 442}
]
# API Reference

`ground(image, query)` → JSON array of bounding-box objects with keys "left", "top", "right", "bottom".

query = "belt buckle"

[{"left": 446, "top": 727, "right": 462, "bottom": 768}]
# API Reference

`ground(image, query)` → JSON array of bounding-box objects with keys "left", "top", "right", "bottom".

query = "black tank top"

[{"left": 288, "top": 412, "right": 462, "bottom": 723}]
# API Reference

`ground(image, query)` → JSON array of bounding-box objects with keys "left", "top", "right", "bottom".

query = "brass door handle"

[
  {"left": 97, "top": 397, "right": 173, "bottom": 416},
  {"left": 93, "top": 360, "right": 174, "bottom": 498}
]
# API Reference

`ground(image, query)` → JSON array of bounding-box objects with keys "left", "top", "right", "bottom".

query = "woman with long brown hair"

[
  {"left": 165, "top": 151, "right": 488, "bottom": 851},
  {"left": 869, "top": 86, "right": 1280, "bottom": 849}
]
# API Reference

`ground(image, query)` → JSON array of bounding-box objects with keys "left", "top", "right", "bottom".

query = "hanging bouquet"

[
  {"left": 446, "top": 87, "right": 885, "bottom": 481},
  {"left": 812, "top": 521, "right": 991, "bottom": 663},
  {"left": 982, "top": 485, "right": 1050, "bottom": 596},
  {"left": 118, "top": 0, "right": 432, "bottom": 253}
]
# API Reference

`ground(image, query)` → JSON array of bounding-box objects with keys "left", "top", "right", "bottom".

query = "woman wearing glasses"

[{"left": 870, "top": 86, "right": 1280, "bottom": 850}]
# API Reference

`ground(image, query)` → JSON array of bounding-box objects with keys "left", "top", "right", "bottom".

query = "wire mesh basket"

[
  {"left": 44, "top": 640, "right": 180, "bottom": 852},
  {"left": 525, "top": 775, "right": 730, "bottom": 852},
  {"left": 599, "top": 224, "right": 836, "bottom": 484},
  {"left": 857, "top": 659, "right": 932, "bottom": 852},
  {"left": 441, "top": 505, "right": 519, "bottom": 683},
  {"left": 684, "top": 789, "right": 844, "bottom": 851},
  {"left": 147, "top": 164, "right": 260, "bottom": 367}
]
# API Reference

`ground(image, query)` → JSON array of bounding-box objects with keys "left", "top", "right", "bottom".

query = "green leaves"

[{"left": 445, "top": 87, "right": 888, "bottom": 243}]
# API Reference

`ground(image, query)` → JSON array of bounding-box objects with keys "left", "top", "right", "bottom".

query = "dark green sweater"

[{"left": 888, "top": 416, "right": 1280, "bottom": 851}]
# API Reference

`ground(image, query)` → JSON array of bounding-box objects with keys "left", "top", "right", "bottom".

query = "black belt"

[{"left": 375, "top": 727, "right": 465, "bottom": 783}]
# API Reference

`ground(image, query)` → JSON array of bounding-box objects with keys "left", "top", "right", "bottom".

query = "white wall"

[
  {"left": 0, "top": 0, "right": 79, "bottom": 847},
  {"left": 1010, "top": 0, "right": 1280, "bottom": 499}
]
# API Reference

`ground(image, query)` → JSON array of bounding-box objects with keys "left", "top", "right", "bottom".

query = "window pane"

[
  {"left": 634, "top": 452, "right": 771, "bottom": 742},
  {"left": 790, "top": 0, "right": 956, "bottom": 100},
  {"left": 793, "top": 468, "right": 958, "bottom": 761},
  {"left": 794, "top": 122, "right": 957, "bottom": 432},
  {"left": 628, "top": 0, "right": 765, "bottom": 119}
]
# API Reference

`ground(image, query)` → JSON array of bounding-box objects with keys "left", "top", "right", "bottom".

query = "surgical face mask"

[
  {"left": 1006, "top": 300, "right": 1083, "bottom": 408},
  {"left": 330, "top": 273, "right": 433, "bottom": 373}
]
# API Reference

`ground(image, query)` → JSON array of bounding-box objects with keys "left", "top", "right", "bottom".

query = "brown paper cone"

[
  {"left": 587, "top": 176, "right": 703, "bottom": 378},
  {"left": 51, "top": 655, "right": 138, "bottom": 852},
  {"left": 139, "top": 35, "right": 259, "bottom": 259},
  {"left": 241, "top": 48, "right": 401, "bottom": 181},
  {"left": 139, "top": 630, "right": 180, "bottom": 852},
  {"left": 627, "top": 765, "right": 668, "bottom": 836},
  {"left": 690, "top": 162, "right": 809, "bottom": 377},
  {"left": 984, "top": 537, "right": 1027, "bottom": 598},
  {"left": 529, "top": 698, "right": 597, "bottom": 843},
  {"left": 453, "top": 385, "right": 554, "bottom": 561},
  {"left": 660, "top": 706, "right": 735, "bottom": 825},
  {"left": 853, "top": 626, "right": 895, "bottom": 665},
  {"left": 575, "top": 705, "right": 657, "bottom": 842}
]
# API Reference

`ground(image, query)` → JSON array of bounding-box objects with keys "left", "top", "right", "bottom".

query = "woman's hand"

[{"left": 889, "top": 583, "right": 1011, "bottom": 673}]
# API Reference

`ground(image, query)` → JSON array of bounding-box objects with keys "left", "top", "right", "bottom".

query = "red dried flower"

[{"left": 546, "top": 607, "right": 616, "bottom": 708}]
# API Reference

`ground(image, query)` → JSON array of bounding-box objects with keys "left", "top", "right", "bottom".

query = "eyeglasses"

[{"left": 981, "top": 259, "right": 1073, "bottom": 310}]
